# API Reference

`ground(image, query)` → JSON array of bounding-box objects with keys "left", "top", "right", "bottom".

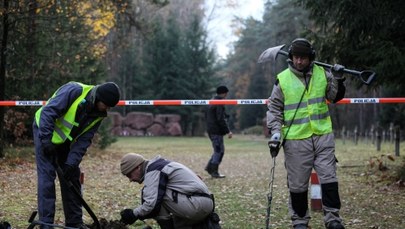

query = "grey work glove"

[
  {"left": 331, "top": 64, "right": 345, "bottom": 80},
  {"left": 268, "top": 133, "right": 281, "bottom": 158}
]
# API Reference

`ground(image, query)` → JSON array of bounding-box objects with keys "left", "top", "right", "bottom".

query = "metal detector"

[
  {"left": 265, "top": 143, "right": 278, "bottom": 229},
  {"left": 258, "top": 44, "right": 376, "bottom": 85}
]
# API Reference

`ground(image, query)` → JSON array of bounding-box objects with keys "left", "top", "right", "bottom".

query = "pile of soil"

[{"left": 88, "top": 218, "right": 128, "bottom": 229}]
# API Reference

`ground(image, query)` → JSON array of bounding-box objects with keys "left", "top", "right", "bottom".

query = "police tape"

[{"left": 0, "top": 98, "right": 405, "bottom": 106}]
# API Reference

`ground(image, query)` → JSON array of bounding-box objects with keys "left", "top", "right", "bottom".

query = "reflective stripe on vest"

[
  {"left": 278, "top": 64, "right": 332, "bottom": 139},
  {"left": 35, "top": 82, "right": 103, "bottom": 144}
]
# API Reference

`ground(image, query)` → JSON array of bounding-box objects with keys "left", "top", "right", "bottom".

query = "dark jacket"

[
  {"left": 205, "top": 95, "right": 230, "bottom": 135},
  {"left": 34, "top": 82, "right": 106, "bottom": 166}
]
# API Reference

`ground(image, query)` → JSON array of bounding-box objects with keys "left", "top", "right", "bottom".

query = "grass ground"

[{"left": 0, "top": 135, "right": 404, "bottom": 229}]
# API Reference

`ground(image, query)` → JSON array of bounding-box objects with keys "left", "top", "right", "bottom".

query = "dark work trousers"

[
  {"left": 208, "top": 134, "right": 225, "bottom": 165},
  {"left": 33, "top": 123, "right": 83, "bottom": 226}
]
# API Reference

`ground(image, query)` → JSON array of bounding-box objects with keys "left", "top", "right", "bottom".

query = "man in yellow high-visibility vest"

[
  {"left": 267, "top": 38, "right": 346, "bottom": 229},
  {"left": 33, "top": 81, "right": 120, "bottom": 229}
]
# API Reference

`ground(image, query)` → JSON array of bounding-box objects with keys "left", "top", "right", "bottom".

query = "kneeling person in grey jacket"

[{"left": 119, "top": 153, "right": 216, "bottom": 229}]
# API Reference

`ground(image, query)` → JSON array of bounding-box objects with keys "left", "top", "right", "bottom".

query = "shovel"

[
  {"left": 55, "top": 163, "right": 101, "bottom": 229},
  {"left": 27, "top": 211, "right": 78, "bottom": 229},
  {"left": 258, "top": 44, "right": 376, "bottom": 85}
]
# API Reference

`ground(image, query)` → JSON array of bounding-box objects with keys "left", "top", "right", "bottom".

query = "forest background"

[{"left": 0, "top": 0, "right": 404, "bottom": 157}]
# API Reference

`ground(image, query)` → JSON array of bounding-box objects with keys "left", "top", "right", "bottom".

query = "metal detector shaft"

[
  {"left": 55, "top": 164, "right": 101, "bottom": 229},
  {"left": 258, "top": 45, "right": 376, "bottom": 85},
  {"left": 266, "top": 147, "right": 277, "bottom": 229}
]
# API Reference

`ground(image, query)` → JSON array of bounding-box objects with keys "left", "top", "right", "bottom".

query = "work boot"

[
  {"left": 156, "top": 218, "right": 175, "bottom": 229},
  {"left": 204, "top": 162, "right": 214, "bottom": 175},
  {"left": 40, "top": 226, "right": 54, "bottom": 229},
  {"left": 210, "top": 164, "right": 225, "bottom": 178},
  {"left": 326, "top": 220, "right": 345, "bottom": 229},
  {"left": 293, "top": 224, "right": 308, "bottom": 229},
  {"left": 66, "top": 223, "right": 89, "bottom": 229}
]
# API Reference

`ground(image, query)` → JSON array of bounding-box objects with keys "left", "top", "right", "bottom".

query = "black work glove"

[
  {"left": 331, "top": 64, "right": 345, "bottom": 80},
  {"left": 120, "top": 209, "right": 138, "bottom": 225},
  {"left": 62, "top": 164, "right": 75, "bottom": 181},
  {"left": 42, "top": 140, "right": 57, "bottom": 156}
]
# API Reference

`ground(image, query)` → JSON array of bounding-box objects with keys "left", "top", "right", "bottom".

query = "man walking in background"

[
  {"left": 267, "top": 38, "right": 346, "bottom": 229},
  {"left": 204, "top": 86, "right": 232, "bottom": 178},
  {"left": 33, "top": 81, "right": 120, "bottom": 229}
]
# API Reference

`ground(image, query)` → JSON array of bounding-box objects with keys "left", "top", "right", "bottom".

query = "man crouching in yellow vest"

[
  {"left": 33, "top": 81, "right": 120, "bottom": 229},
  {"left": 267, "top": 38, "right": 346, "bottom": 229}
]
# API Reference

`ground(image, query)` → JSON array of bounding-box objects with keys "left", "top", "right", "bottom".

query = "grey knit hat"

[{"left": 120, "top": 153, "right": 146, "bottom": 175}]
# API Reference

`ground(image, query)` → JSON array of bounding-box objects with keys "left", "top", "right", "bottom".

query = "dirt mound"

[{"left": 88, "top": 219, "right": 128, "bottom": 229}]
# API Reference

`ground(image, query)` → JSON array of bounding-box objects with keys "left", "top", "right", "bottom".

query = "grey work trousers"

[
  {"left": 283, "top": 133, "right": 343, "bottom": 226},
  {"left": 155, "top": 189, "right": 214, "bottom": 229}
]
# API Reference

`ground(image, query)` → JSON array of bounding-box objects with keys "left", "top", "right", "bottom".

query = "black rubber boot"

[
  {"left": 293, "top": 224, "right": 308, "bottom": 229},
  {"left": 40, "top": 225, "right": 54, "bottom": 229},
  {"left": 66, "top": 223, "right": 89, "bottom": 229},
  {"left": 157, "top": 218, "right": 175, "bottom": 229},
  {"left": 210, "top": 164, "right": 225, "bottom": 178},
  {"left": 326, "top": 220, "right": 345, "bottom": 229},
  {"left": 205, "top": 162, "right": 214, "bottom": 175}
]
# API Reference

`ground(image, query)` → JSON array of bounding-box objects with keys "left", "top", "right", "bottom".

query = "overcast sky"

[{"left": 204, "top": 0, "right": 265, "bottom": 58}]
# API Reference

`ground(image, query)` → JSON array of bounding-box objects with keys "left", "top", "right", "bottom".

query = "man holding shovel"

[
  {"left": 33, "top": 81, "right": 120, "bottom": 229},
  {"left": 266, "top": 38, "right": 346, "bottom": 229}
]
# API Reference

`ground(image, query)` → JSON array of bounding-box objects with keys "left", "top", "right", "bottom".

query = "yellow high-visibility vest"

[
  {"left": 35, "top": 82, "right": 103, "bottom": 144},
  {"left": 278, "top": 64, "right": 332, "bottom": 139}
]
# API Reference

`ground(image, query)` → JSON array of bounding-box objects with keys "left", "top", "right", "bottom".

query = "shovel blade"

[
  {"left": 359, "top": 70, "right": 376, "bottom": 85},
  {"left": 258, "top": 44, "right": 286, "bottom": 63}
]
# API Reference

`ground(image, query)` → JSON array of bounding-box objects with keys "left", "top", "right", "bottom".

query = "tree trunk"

[
  {"left": 28, "top": 0, "right": 37, "bottom": 85},
  {"left": 0, "top": 0, "right": 10, "bottom": 157}
]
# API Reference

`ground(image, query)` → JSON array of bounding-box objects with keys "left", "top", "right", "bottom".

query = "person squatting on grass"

[
  {"left": 33, "top": 81, "right": 120, "bottom": 229},
  {"left": 119, "top": 153, "right": 221, "bottom": 229},
  {"left": 204, "top": 86, "right": 233, "bottom": 178},
  {"left": 267, "top": 38, "right": 346, "bottom": 229}
]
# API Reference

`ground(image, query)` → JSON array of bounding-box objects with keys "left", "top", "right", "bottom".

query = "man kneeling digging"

[{"left": 119, "top": 153, "right": 220, "bottom": 229}]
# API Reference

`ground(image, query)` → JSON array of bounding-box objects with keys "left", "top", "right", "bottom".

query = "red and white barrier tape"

[{"left": 0, "top": 98, "right": 404, "bottom": 106}]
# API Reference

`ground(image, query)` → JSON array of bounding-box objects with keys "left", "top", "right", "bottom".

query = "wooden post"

[
  {"left": 354, "top": 126, "right": 358, "bottom": 145},
  {"left": 370, "top": 125, "right": 375, "bottom": 145},
  {"left": 365, "top": 129, "right": 369, "bottom": 144},
  {"left": 389, "top": 122, "right": 394, "bottom": 143},
  {"left": 395, "top": 126, "right": 400, "bottom": 156},
  {"left": 341, "top": 126, "right": 346, "bottom": 145},
  {"left": 376, "top": 125, "right": 382, "bottom": 151}
]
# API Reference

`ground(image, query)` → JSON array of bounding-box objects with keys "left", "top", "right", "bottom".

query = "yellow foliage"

[
  {"left": 33, "top": 0, "right": 117, "bottom": 59},
  {"left": 75, "top": 1, "right": 117, "bottom": 58},
  {"left": 77, "top": 2, "right": 115, "bottom": 38}
]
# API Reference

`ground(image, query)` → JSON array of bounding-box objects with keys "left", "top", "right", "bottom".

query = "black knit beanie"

[
  {"left": 216, "top": 85, "right": 229, "bottom": 94},
  {"left": 96, "top": 82, "right": 120, "bottom": 107}
]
